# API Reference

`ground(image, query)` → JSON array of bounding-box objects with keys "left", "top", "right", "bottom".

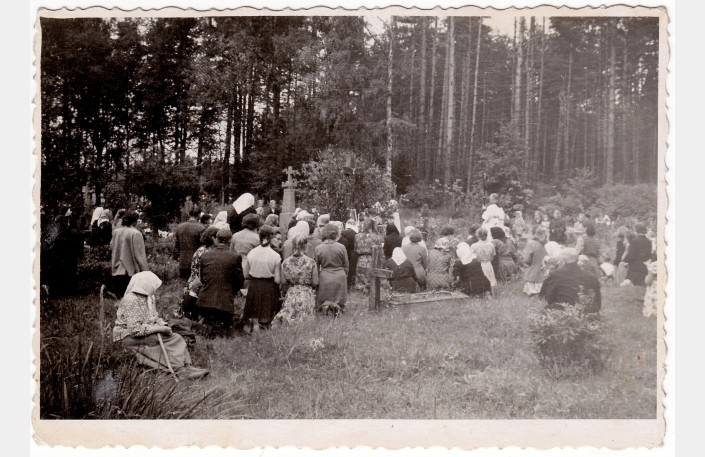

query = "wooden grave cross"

[{"left": 358, "top": 244, "right": 393, "bottom": 312}]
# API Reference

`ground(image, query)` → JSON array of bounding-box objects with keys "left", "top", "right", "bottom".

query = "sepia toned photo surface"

[{"left": 32, "top": 3, "right": 669, "bottom": 450}]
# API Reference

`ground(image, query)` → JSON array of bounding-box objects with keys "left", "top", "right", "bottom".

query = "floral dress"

[
  {"left": 354, "top": 231, "right": 383, "bottom": 288},
  {"left": 643, "top": 260, "right": 658, "bottom": 318},
  {"left": 275, "top": 254, "right": 317, "bottom": 325},
  {"left": 187, "top": 245, "right": 208, "bottom": 296}
]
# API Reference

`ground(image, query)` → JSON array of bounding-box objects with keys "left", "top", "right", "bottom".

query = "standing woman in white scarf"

[
  {"left": 113, "top": 271, "right": 209, "bottom": 380},
  {"left": 228, "top": 193, "right": 257, "bottom": 233}
]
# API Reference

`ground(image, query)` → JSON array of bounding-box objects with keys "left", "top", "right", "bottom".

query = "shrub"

[
  {"left": 589, "top": 184, "right": 657, "bottom": 221},
  {"left": 528, "top": 301, "right": 611, "bottom": 379},
  {"left": 297, "top": 147, "right": 396, "bottom": 221}
]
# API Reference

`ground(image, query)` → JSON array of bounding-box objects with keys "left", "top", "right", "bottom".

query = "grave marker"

[
  {"left": 357, "top": 245, "right": 392, "bottom": 311},
  {"left": 279, "top": 166, "right": 297, "bottom": 236}
]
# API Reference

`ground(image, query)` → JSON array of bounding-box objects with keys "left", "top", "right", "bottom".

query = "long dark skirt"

[{"left": 243, "top": 277, "right": 281, "bottom": 326}]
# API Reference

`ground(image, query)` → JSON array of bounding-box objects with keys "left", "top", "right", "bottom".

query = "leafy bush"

[
  {"left": 589, "top": 184, "right": 657, "bottom": 221},
  {"left": 297, "top": 147, "right": 396, "bottom": 221},
  {"left": 528, "top": 301, "right": 611, "bottom": 379}
]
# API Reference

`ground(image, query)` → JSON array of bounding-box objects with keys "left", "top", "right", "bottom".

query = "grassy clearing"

[{"left": 40, "top": 273, "right": 657, "bottom": 420}]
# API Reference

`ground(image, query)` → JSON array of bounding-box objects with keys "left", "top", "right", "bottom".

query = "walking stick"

[{"left": 157, "top": 333, "right": 179, "bottom": 382}]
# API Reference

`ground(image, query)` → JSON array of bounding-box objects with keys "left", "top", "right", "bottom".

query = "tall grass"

[{"left": 40, "top": 269, "right": 656, "bottom": 419}]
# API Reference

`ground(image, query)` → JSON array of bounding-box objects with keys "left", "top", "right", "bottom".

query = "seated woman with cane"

[{"left": 113, "top": 271, "right": 209, "bottom": 380}]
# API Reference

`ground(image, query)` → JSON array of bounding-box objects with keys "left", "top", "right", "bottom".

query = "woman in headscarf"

[
  {"left": 453, "top": 243, "right": 491, "bottom": 297},
  {"left": 401, "top": 225, "right": 428, "bottom": 252},
  {"left": 242, "top": 225, "right": 282, "bottom": 330},
  {"left": 521, "top": 226, "right": 549, "bottom": 296},
  {"left": 228, "top": 193, "right": 256, "bottom": 233},
  {"left": 283, "top": 221, "right": 314, "bottom": 260},
  {"left": 90, "top": 207, "right": 113, "bottom": 246},
  {"left": 354, "top": 218, "right": 384, "bottom": 289},
  {"left": 490, "top": 226, "right": 518, "bottom": 283},
  {"left": 512, "top": 211, "right": 527, "bottom": 241},
  {"left": 402, "top": 229, "right": 429, "bottom": 290},
  {"left": 264, "top": 213, "right": 279, "bottom": 228},
  {"left": 113, "top": 271, "right": 209, "bottom": 380},
  {"left": 382, "top": 222, "right": 403, "bottom": 260},
  {"left": 426, "top": 237, "right": 454, "bottom": 290},
  {"left": 212, "top": 211, "right": 230, "bottom": 231},
  {"left": 468, "top": 227, "right": 496, "bottom": 296},
  {"left": 181, "top": 226, "right": 219, "bottom": 320},
  {"left": 313, "top": 214, "right": 330, "bottom": 241},
  {"left": 384, "top": 248, "right": 418, "bottom": 293},
  {"left": 315, "top": 223, "right": 349, "bottom": 312},
  {"left": 274, "top": 234, "right": 318, "bottom": 326},
  {"left": 576, "top": 222, "right": 603, "bottom": 278},
  {"left": 549, "top": 209, "right": 567, "bottom": 244}
]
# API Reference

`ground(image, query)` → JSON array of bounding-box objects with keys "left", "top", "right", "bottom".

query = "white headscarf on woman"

[
  {"left": 212, "top": 211, "right": 230, "bottom": 230},
  {"left": 296, "top": 210, "right": 310, "bottom": 221},
  {"left": 90, "top": 207, "right": 104, "bottom": 226},
  {"left": 287, "top": 220, "right": 310, "bottom": 240},
  {"left": 345, "top": 219, "right": 359, "bottom": 233},
  {"left": 456, "top": 242, "right": 476, "bottom": 265},
  {"left": 391, "top": 247, "right": 407, "bottom": 266},
  {"left": 232, "top": 193, "right": 255, "bottom": 214},
  {"left": 125, "top": 271, "right": 162, "bottom": 296}
]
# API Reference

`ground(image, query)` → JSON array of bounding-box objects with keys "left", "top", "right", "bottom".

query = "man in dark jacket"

[
  {"left": 540, "top": 248, "right": 602, "bottom": 314},
  {"left": 174, "top": 207, "right": 205, "bottom": 279},
  {"left": 621, "top": 223, "right": 653, "bottom": 286},
  {"left": 195, "top": 228, "right": 245, "bottom": 336}
]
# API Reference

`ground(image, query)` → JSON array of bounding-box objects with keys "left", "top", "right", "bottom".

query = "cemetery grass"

[{"left": 40, "top": 278, "right": 657, "bottom": 419}]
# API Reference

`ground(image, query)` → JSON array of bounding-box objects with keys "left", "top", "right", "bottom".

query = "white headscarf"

[
  {"left": 456, "top": 242, "right": 476, "bottom": 265},
  {"left": 545, "top": 241, "right": 562, "bottom": 257},
  {"left": 91, "top": 207, "right": 104, "bottom": 226},
  {"left": 317, "top": 214, "right": 330, "bottom": 228},
  {"left": 212, "top": 211, "right": 230, "bottom": 230},
  {"left": 287, "top": 220, "right": 310, "bottom": 240},
  {"left": 391, "top": 247, "right": 407, "bottom": 266},
  {"left": 345, "top": 219, "right": 359, "bottom": 233},
  {"left": 124, "top": 271, "right": 162, "bottom": 297},
  {"left": 232, "top": 193, "right": 255, "bottom": 214},
  {"left": 296, "top": 210, "right": 310, "bottom": 221}
]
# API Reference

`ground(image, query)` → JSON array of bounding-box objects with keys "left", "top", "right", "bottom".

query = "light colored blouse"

[{"left": 246, "top": 245, "right": 281, "bottom": 278}]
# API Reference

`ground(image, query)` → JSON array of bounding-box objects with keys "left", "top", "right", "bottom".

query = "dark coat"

[
  {"left": 622, "top": 235, "right": 652, "bottom": 285},
  {"left": 453, "top": 260, "right": 491, "bottom": 296},
  {"left": 227, "top": 206, "right": 257, "bottom": 234},
  {"left": 197, "top": 245, "right": 244, "bottom": 314},
  {"left": 540, "top": 263, "right": 602, "bottom": 313},
  {"left": 339, "top": 228, "right": 358, "bottom": 288},
  {"left": 174, "top": 220, "right": 205, "bottom": 270},
  {"left": 384, "top": 258, "right": 418, "bottom": 293}
]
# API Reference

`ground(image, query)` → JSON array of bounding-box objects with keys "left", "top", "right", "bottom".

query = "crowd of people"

[{"left": 40, "top": 190, "right": 659, "bottom": 381}]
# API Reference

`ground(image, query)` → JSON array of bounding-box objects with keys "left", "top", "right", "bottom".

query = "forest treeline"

[{"left": 40, "top": 15, "right": 659, "bottom": 211}]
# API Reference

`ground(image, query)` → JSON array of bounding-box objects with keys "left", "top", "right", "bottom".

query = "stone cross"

[
  {"left": 279, "top": 166, "right": 297, "bottom": 237},
  {"left": 358, "top": 244, "right": 393, "bottom": 312}
]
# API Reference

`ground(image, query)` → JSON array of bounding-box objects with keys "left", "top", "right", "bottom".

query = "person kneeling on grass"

[
  {"left": 113, "top": 271, "right": 209, "bottom": 380},
  {"left": 539, "top": 248, "right": 602, "bottom": 315}
]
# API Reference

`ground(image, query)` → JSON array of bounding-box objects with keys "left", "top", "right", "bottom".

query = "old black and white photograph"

[{"left": 33, "top": 4, "right": 668, "bottom": 450}]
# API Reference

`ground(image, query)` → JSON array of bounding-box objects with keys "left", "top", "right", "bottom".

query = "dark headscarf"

[
  {"left": 383, "top": 222, "right": 403, "bottom": 259},
  {"left": 490, "top": 226, "right": 506, "bottom": 241}
]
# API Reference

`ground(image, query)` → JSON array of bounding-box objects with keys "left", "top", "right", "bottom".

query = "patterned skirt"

[{"left": 274, "top": 284, "right": 316, "bottom": 325}]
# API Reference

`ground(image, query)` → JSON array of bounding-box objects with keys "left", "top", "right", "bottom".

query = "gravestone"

[
  {"left": 279, "top": 166, "right": 297, "bottom": 237},
  {"left": 357, "top": 245, "right": 392, "bottom": 312}
]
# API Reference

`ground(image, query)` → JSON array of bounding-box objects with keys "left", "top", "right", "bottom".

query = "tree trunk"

[
  {"left": 534, "top": 17, "right": 546, "bottom": 181},
  {"left": 418, "top": 18, "right": 427, "bottom": 181},
  {"left": 621, "top": 37, "right": 630, "bottom": 183},
  {"left": 444, "top": 17, "right": 456, "bottom": 194},
  {"left": 524, "top": 17, "right": 534, "bottom": 181},
  {"left": 386, "top": 16, "right": 395, "bottom": 179},
  {"left": 564, "top": 49, "right": 573, "bottom": 171},
  {"left": 459, "top": 17, "right": 472, "bottom": 175},
  {"left": 436, "top": 23, "right": 451, "bottom": 181},
  {"left": 223, "top": 100, "right": 233, "bottom": 192},
  {"left": 512, "top": 17, "right": 524, "bottom": 128},
  {"left": 466, "top": 18, "right": 482, "bottom": 194},
  {"left": 605, "top": 19, "right": 616, "bottom": 185},
  {"left": 426, "top": 18, "right": 438, "bottom": 182}
]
